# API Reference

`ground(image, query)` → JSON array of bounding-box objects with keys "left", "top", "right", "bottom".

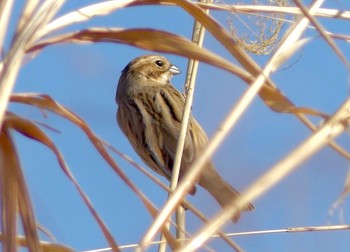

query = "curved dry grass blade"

[
  {"left": 4, "top": 117, "right": 42, "bottom": 252},
  {"left": 10, "top": 94, "right": 178, "bottom": 250},
  {"left": 4, "top": 113, "right": 120, "bottom": 252},
  {"left": 0, "top": 116, "right": 42, "bottom": 252},
  {"left": 0, "top": 125, "right": 19, "bottom": 252},
  {"left": 28, "top": 28, "right": 253, "bottom": 84},
  {"left": 258, "top": 84, "right": 329, "bottom": 117},
  {"left": 17, "top": 155, "right": 42, "bottom": 252},
  {"left": 286, "top": 107, "right": 329, "bottom": 118},
  {"left": 60, "top": 0, "right": 275, "bottom": 90}
]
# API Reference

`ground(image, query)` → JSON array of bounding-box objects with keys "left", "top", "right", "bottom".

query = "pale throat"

[{"left": 148, "top": 71, "right": 171, "bottom": 85}]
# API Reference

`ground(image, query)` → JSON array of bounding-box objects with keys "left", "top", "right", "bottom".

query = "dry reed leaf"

[
  {"left": 4, "top": 115, "right": 43, "bottom": 252},
  {"left": 0, "top": 126, "right": 19, "bottom": 252},
  {"left": 4, "top": 112, "right": 120, "bottom": 252},
  {"left": 286, "top": 107, "right": 329, "bottom": 118},
  {"left": 0, "top": 117, "right": 41, "bottom": 252},
  {"left": 40, "top": 0, "right": 263, "bottom": 81},
  {"left": 10, "top": 93, "right": 178, "bottom": 250},
  {"left": 258, "top": 84, "right": 328, "bottom": 117},
  {"left": 16, "top": 159, "right": 42, "bottom": 252},
  {"left": 28, "top": 28, "right": 252, "bottom": 83}
]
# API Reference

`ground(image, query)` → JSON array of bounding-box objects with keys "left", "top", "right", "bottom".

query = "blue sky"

[{"left": 7, "top": 1, "right": 350, "bottom": 251}]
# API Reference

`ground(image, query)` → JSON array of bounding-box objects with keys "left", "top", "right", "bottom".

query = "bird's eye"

[{"left": 155, "top": 60, "right": 164, "bottom": 67}]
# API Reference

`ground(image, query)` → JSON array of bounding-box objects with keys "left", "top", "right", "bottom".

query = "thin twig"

[
  {"left": 82, "top": 224, "right": 350, "bottom": 251},
  {"left": 196, "top": 3, "right": 350, "bottom": 20}
]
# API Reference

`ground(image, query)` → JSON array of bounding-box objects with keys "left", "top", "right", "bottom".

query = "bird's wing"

[
  {"left": 154, "top": 86, "right": 200, "bottom": 171},
  {"left": 117, "top": 99, "right": 171, "bottom": 178}
]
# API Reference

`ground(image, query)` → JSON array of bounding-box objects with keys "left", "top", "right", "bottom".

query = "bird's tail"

[{"left": 198, "top": 164, "right": 254, "bottom": 222}]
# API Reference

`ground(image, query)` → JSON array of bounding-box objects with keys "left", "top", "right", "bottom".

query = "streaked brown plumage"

[{"left": 116, "top": 55, "right": 254, "bottom": 222}]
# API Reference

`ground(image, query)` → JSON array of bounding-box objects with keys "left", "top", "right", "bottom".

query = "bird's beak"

[{"left": 169, "top": 65, "right": 181, "bottom": 75}]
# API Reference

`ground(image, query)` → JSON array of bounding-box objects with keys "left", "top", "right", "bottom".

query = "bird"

[{"left": 115, "top": 54, "right": 254, "bottom": 222}]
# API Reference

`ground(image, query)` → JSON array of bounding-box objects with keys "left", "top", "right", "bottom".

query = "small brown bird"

[{"left": 116, "top": 55, "right": 254, "bottom": 222}]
